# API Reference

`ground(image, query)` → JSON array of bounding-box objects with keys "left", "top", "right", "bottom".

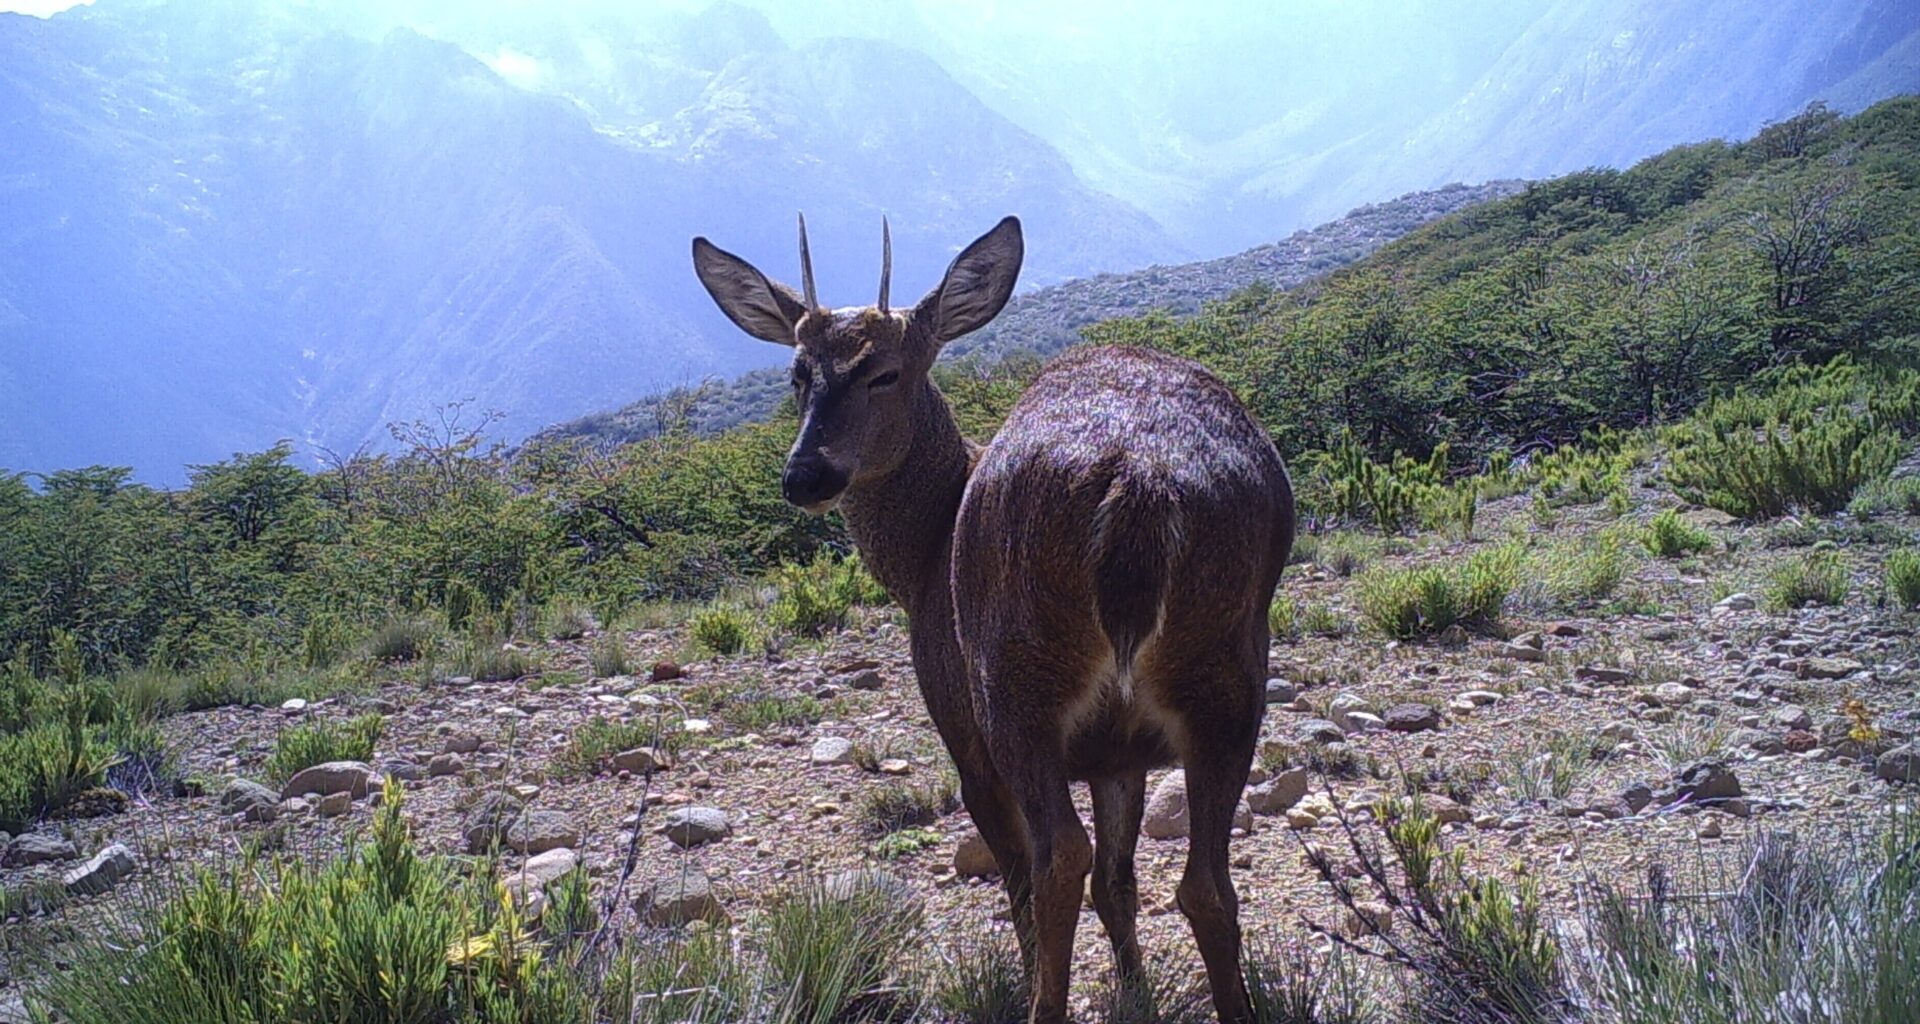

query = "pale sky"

[{"left": 0, "top": 0, "right": 92, "bottom": 15}]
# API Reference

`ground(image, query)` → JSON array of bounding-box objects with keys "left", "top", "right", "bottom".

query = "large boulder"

[
  {"left": 62, "top": 843, "right": 137, "bottom": 896},
  {"left": 1142, "top": 771, "right": 1254, "bottom": 839},
  {"left": 280, "top": 761, "right": 379, "bottom": 801},
  {"left": 639, "top": 870, "right": 725, "bottom": 926},
  {"left": 3, "top": 832, "right": 77, "bottom": 867},
  {"left": 1384, "top": 704, "right": 1442, "bottom": 733},
  {"left": 1875, "top": 743, "right": 1919, "bottom": 784},
  {"left": 1246, "top": 769, "right": 1310, "bottom": 815},
  {"left": 954, "top": 830, "right": 998, "bottom": 877},
  {"left": 659, "top": 807, "right": 732, "bottom": 848},
  {"left": 507, "top": 810, "right": 581, "bottom": 855}
]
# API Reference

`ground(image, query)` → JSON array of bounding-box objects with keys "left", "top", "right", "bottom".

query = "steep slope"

[{"left": 0, "top": 0, "right": 1181, "bottom": 480}]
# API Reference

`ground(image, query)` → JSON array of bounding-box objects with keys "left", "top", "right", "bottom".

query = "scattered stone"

[
  {"left": 4, "top": 832, "right": 77, "bottom": 867},
  {"left": 838, "top": 668, "right": 886, "bottom": 691},
  {"left": 442, "top": 733, "right": 483, "bottom": 755},
  {"left": 1698, "top": 818, "right": 1723, "bottom": 839},
  {"left": 1653, "top": 682, "right": 1697, "bottom": 707},
  {"left": 1456, "top": 690, "right": 1503, "bottom": 706},
  {"left": 1297, "top": 719, "right": 1346, "bottom": 745},
  {"left": 1714, "top": 593, "right": 1757, "bottom": 612},
  {"left": 1421, "top": 794, "right": 1473, "bottom": 825},
  {"left": 280, "top": 698, "right": 307, "bottom": 713},
  {"left": 1500, "top": 632, "right": 1546, "bottom": 662},
  {"left": 1666, "top": 761, "right": 1743, "bottom": 805},
  {"left": 1544, "top": 623, "right": 1583, "bottom": 637},
  {"left": 381, "top": 758, "right": 425, "bottom": 783},
  {"left": 507, "top": 810, "right": 581, "bottom": 855},
  {"left": 62, "top": 843, "right": 137, "bottom": 896},
  {"left": 1343, "top": 900, "right": 1394, "bottom": 938},
  {"left": 1770, "top": 705, "right": 1814, "bottom": 731},
  {"left": 1801, "top": 657, "right": 1865, "bottom": 680},
  {"left": 811, "top": 736, "right": 857, "bottom": 766},
  {"left": 1783, "top": 729, "right": 1819, "bottom": 753},
  {"left": 613, "top": 747, "right": 673, "bottom": 774},
  {"left": 1577, "top": 666, "right": 1634, "bottom": 684},
  {"left": 280, "top": 761, "right": 379, "bottom": 801},
  {"left": 1743, "top": 732, "right": 1786, "bottom": 756},
  {"left": 1620, "top": 783, "right": 1654, "bottom": 814},
  {"left": 1286, "top": 809, "right": 1319, "bottom": 830},
  {"left": 1343, "top": 711, "right": 1386, "bottom": 732},
  {"left": 1246, "top": 768, "right": 1310, "bottom": 815},
  {"left": 1142, "top": 771, "right": 1254, "bottom": 839},
  {"left": 878, "top": 758, "right": 912, "bottom": 776},
  {"left": 955, "top": 830, "right": 998, "bottom": 877},
  {"left": 218, "top": 779, "right": 280, "bottom": 819},
  {"left": 1384, "top": 703, "right": 1442, "bottom": 733},
  {"left": 317, "top": 791, "right": 352, "bottom": 817},
  {"left": 1263, "top": 678, "right": 1297, "bottom": 705},
  {"left": 1875, "top": 744, "right": 1919, "bottom": 783},
  {"left": 507, "top": 847, "right": 580, "bottom": 902},
  {"left": 428, "top": 753, "right": 466, "bottom": 777},
  {"left": 639, "top": 870, "right": 725, "bottom": 926},
  {"left": 819, "top": 867, "right": 923, "bottom": 917},
  {"left": 659, "top": 807, "right": 732, "bottom": 848}
]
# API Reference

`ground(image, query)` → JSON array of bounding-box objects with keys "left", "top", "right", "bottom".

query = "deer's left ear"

[
  {"left": 912, "top": 216, "right": 1022, "bottom": 347},
  {"left": 692, "top": 237, "right": 810, "bottom": 346}
]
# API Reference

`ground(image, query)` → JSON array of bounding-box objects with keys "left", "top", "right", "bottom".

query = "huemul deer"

[{"left": 692, "top": 215, "right": 1294, "bottom": 1022}]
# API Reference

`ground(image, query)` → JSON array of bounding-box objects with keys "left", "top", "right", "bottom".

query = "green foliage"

[
  {"left": 868, "top": 827, "right": 942, "bottom": 861},
  {"left": 1664, "top": 360, "right": 1915, "bottom": 518},
  {"left": 368, "top": 614, "right": 435, "bottom": 662},
  {"left": 1357, "top": 545, "right": 1521, "bottom": 639},
  {"left": 724, "top": 693, "right": 825, "bottom": 734},
  {"left": 29, "top": 781, "right": 591, "bottom": 1024},
  {"left": 1889, "top": 549, "right": 1920, "bottom": 609},
  {"left": 1542, "top": 529, "right": 1635, "bottom": 605},
  {"left": 856, "top": 778, "right": 961, "bottom": 838},
  {"left": 1849, "top": 474, "right": 1920, "bottom": 517},
  {"left": 539, "top": 600, "right": 597, "bottom": 641},
  {"left": 1642, "top": 508, "right": 1715, "bottom": 557},
  {"left": 551, "top": 716, "right": 671, "bottom": 778},
  {"left": 928, "top": 931, "right": 1030, "bottom": 1024},
  {"left": 263, "top": 713, "right": 383, "bottom": 784},
  {"left": 1581, "top": 812, "right": 1920, "bottom": 1024},
  {"left": 690, "top": 606, "right": 752, "bottom": 656},
  {"left": 1765, "top": 549, "right": 1851, "bottom": 611},
  {"left": 588, "top": 634, "right": 629, "bottom": 677},
  {"left": 762, "top": 875, "right": 922, "bottom": 1024},
  {"left": 452, "top": 642, "right": 535, "bottom": 683}
]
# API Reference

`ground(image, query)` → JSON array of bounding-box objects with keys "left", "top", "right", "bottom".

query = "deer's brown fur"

[{"left": 692, "top": 217, "right": 1295, "bottom": 1023}]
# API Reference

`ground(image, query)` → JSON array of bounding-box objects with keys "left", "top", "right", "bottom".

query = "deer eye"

[
  {"left": 791, "top": 364, "right": 811, "bottom": 389},
  {"left": 867, "top": 370, "right": 900, "bottom": 390}
]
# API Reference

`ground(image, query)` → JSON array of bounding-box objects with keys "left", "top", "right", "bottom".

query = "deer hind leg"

[
  {"left": 1090, "top": 770, "right": 1147, "bottom": 988},
  {"left": 958, "top": 765, "right": 1037, "bottom": 972},
  {"left": 1173, "top": 669, "right": 1261, "bottom": 1022}
]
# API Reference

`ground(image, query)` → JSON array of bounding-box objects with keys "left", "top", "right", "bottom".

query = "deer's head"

[{"left": 692, "top": 216, "right": 1022, "bottom": 512}]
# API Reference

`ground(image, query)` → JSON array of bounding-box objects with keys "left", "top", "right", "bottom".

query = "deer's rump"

[{"left": 951, "top": 345, "right": 1293, "bottom": 778}]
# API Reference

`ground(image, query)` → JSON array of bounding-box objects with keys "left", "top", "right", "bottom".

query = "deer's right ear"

[
  {"left": 692, "top": 237, "right": 809, "bottom": 346},
  {"left": 913, "top": 216, "right": 1023, "bottom": 347}
]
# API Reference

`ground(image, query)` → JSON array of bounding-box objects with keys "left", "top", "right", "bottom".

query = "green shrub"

[
  {"left": 767, "top": 552, "right": 881, "bottom": 638},
  {"left": 1885, "top": 548, "right": 1920, "bottom": 609},
  {"left": 1665, "top": 362, "right": 1912, "bottom": 519},
  {"left": 263, "top": 713, "right": 382, "bottom": 783},
  {"left": 690, "top": 606, "right": 751, "bottom": 655},
  {"left": 1643, "top": 508, "right": 1715, "bottom": 557},
  {"left": 0, "top": 688, "right": 121, "bottom": 831},
  {"left": 928, "top": 931, "right": 1029, "bottom": 1024},
  {"left": 1358, "top": 545, "right": 1521, "bottom": 639},
  {"left": 1848, "top": 474, "right": 1920, "bottom": 517},
  {"left": 868, "top": 827, "right": 942, "bottom": 861},
  {"left": 30, "top": 781, "right": 590, "bottom": 1024},
  {"left": 1765, "top": 549, "right": 1850, "bottom": 611},
  {"left": 725, "top": 693, "right": 824, "bottom": 733},
  {"left": 1546, "top": 530, "right": 1633, "bottom": 605},
  {"left": 1268, "top": 595, "right": 1298, "bottom": 640}
]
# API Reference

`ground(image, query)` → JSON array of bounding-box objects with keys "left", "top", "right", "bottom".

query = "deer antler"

[
  {"left": 797, "top": 212, "right": 819, "bottom": 311},
  {"left": 878, "top": 216, "right": 892, "bottom": 314}
]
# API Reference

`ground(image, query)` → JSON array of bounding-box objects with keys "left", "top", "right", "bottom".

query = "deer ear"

[
  {"left": 913, "top": 216, "right": 1022, "bottom": 346},
  {"left": 692, "top": 237, "right": 809, "bottom": 346}
]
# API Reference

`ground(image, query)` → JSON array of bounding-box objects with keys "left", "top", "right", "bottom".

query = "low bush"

[
  {"left": 1642, "top": 508, "right": 1714, "bottom": 557},
  {"left": 857, "top": 779, "right": 961, "bottom": 838},
  {"left": 262, "top": 713, "right": 382, "bottom": 783},
  {"left": 1885, "top": 548, "right": 1920, "bottom": 609},
  {"left": 452, "top": 642, "right": 535, "bottom": 683},
  {"left": 1357, "top": 545, "right": 1521, "bottom": 639},
  {"left": 690, "top": 606, "right": 752, "bottom": 656},
  {"left": 763, "top": 874, "right": 923, "bottom": 1024},
  {"left": 588, "top": 634, "right": 629, "bottom": 677},
  {"left": 540, "top": 599, "right": 597, "bottom": 640},
  {"left": 1847, "top": 474, "right": 1920, "bottom": 517},
  {"left": 367, "top": 614, "right": 435, "bottom": 662},
  {"left": 1765, "top": 549, "right": 1850, "bottom": 611},
  {"left": 551, "top": 715, "right": 671, "bottom": 778}
]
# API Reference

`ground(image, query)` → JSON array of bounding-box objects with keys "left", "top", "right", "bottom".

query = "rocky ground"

[{"left": 3, "top": 491, "right": 1918, "bottom": 1017}]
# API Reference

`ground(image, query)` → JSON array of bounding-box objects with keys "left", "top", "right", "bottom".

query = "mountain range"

[{"left": 2, "top": 0, "right": 1917, "bottom": 480}]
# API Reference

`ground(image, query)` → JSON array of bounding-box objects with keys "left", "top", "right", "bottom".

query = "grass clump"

[
  {"left": 766, "top": 551, "right": 887, "bottom": 639},
  {"left": 1642, "top": 508, "right": 1714, "bottom": 557},
  {"left": 725, "top": 693, "right": 824, "bottom": 733},
  {"left": 1543, "top": 530, "right": 1633, "bottom": 606},
  {"left": 857, "top": 779, "right": 960, "bottom": 838},
  {"left": 1581, "top": 812, "right": 1920, "bottom": 1024},
  {"left": 764, "top": 874, "right": 922, "bottom": 1024},
  {"left": 1765, "top": 549, "right": 1850, "bottom": 611},
  {"left": 367, "top": 613, "right": 434, "bottom": 662},
  {"left": 552, "top": 715, "right": 670, "bottom": 778},
  {"left": 452, "top": 641, "right": 535, "bottom": 682},
  {"left": 1, "top": 638, "right": 174, "bottom": 830},
  {"left": 262, "top": 713, "right": 382, "bottom": 783},
  {"left": 1501, "top": 727, "right": 1608, "bottom": 803},
  {"left": 1357, "top": 544, "right": 1521, "bottom": 639},
  {"left": 1889, "top": 548, "right": 1920, "bottom": 609},
  {"left": 690, "top": 606, "right": 752, "bottom": 656},
  {"left": 540, "top": 599, "right": 597, "bottom": 640},
  {"left": 869, "top": 827, "right": 942, "bottom": 861},
  {"left": 1849, "top": 474, "right": 1920, "bottom": 517},
  {"left": 589, "top": 634, "right": 629, "bottom": 677},
  {"left": 928, "top": 931, "right": 1030, "bottom": 1024}
]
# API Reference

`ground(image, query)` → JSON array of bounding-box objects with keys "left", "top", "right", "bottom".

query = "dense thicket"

[{"left": 3, "top": 99, "right": 1917, "bottom": 680}]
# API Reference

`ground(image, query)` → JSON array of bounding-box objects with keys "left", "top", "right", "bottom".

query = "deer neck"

[{"left": 838, "top": 382, "right": 973, "bottom": 613}]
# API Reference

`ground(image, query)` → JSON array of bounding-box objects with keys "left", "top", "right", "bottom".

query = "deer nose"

[{"left": 782, "top": 456, "right": 847, "bottom": 509}]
